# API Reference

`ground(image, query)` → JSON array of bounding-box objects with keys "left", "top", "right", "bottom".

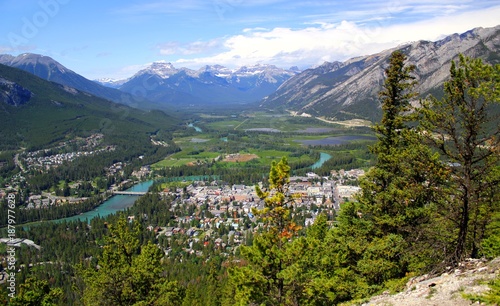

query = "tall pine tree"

[
  {"left": 420, "top": 54, "right": 500, "bottom": 265},
  {"left": 223, "top": 157, "right": 302, "bottom": 305},
  {"left": 353, "top": 50, "right": 446, "bottom": 282},
  {"left": 78, "top": 218, "right": 184, "bottom": 306}
]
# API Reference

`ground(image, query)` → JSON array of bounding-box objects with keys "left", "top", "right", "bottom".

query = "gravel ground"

[{"left": 363, "top": 258, "right": 500, "bottom": 306}]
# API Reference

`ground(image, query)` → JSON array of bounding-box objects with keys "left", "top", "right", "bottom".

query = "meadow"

[{"left": 152, "top": 111, "right": 375, "bottom": 172}]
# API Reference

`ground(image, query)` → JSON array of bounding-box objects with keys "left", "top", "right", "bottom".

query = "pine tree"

[
  {"left": 223, "top": 157, "right": 301, "bottom": 305},
  {"left": 352, "top": 50, "right": 446, "bottom": 282},
  {"left": 420, "top": 54, "right": 500, "bottom": 265},
  {"left": 78, "top": 218, "right": 184, "bottom": 305},
  {"left": 9, "top": 278, "right": 63, "bottom": 306}
]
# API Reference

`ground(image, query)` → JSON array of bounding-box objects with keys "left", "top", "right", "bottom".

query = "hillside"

[
  {"left": 0, "top": 53, "right": 160, "bottom": 110},
  {"left": 363, "top": 258, "right": 500, "bottom": 306},
  {"left": 0, "top": 63, "right": 179, "bottom": 150},
  {"left": 261, "top": 25, "right": 500, "bottom": 122}
]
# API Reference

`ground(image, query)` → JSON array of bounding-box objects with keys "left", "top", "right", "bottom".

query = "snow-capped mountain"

[
  {"left": 114, "top": 62, "right": 299, "bottom": 106},
  {"left": 134, "top": 61, "right": 179, "bottom": 79},
  {"left": 94, "top": 78, "right": 127, "bottom": 89}
]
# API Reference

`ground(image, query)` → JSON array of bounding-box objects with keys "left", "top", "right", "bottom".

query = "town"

[
  {"left": 1, "top": 150, "right": 366, "bottom": 260},
  {"left": 127, "top": 167, "right": 365, "bottom": 259}
]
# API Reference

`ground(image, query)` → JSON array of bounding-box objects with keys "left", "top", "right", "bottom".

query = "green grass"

[
  {"left": 152, "top": 150, "right": 221, "bottom": 168},
  {"left": 150, "top": 109, "right": 374, "bottom": 171},
  {"left": 152, "top": 159, "right": 190, "bottom": 168},
  {"left": 201, "top": 111, "right": 337, "bottom": 133},
  {"left": 151, "top": 148, "right": 315, "bottom": 170},
  {"left": 205, "top": 120, "right": 243, "bottom": 130}
]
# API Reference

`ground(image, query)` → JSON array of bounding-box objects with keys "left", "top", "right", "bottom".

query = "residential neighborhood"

[{"left": 134, "top": 168, "right": 365, "bottom": 259}]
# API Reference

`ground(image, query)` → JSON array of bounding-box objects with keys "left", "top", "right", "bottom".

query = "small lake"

[
  {"left": 296, "top": 127, "right": 336, "bottom": 133},
  {"left": 295, "top": 135, "right": 376, "bottom": 146}
]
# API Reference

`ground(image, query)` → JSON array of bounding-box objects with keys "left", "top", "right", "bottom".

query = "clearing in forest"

[{"left": 223, "top": 153, "right": 259, "bottom": 162}]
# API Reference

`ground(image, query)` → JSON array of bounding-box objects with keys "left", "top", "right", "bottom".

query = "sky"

[{"left": 0, "top": 0, "right": 499, "bottom": 80}]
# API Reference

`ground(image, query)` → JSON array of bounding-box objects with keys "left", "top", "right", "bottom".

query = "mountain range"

[
  {"left": 261, "top": 25, "right": 500, "bottom": 121},
  {"left": 97, "top": 62, "right": 299, "bottom": 106},
  {"left": 1, "top": 25, "right": 499, "bottom": 120},
  {"left": 0, "top": 53, "right": 298, "bottom": 109}
]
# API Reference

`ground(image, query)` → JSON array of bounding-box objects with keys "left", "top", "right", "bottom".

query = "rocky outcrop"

[
  {"left": 0, "top": 77, "right": 32, "bottom": 106},
  {"left": 364, "top": 258, "right": 500, "bottom": 306}
]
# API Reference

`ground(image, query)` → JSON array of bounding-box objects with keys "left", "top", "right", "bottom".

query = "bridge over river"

[{"left": 112, "top": 191, "right": 147, "bottom": 195}]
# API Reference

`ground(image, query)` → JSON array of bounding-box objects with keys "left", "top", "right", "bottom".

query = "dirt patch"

[{"left": 223, "top": 153, "right": 259, "bottom": 162}]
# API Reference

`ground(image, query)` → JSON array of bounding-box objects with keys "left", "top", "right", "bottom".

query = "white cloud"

[
  {"left": 0, "top": 46, "right": 14, "bottom": 53},
  {"left": 173, "top": 5, "right": 500, "bottom": 69}
]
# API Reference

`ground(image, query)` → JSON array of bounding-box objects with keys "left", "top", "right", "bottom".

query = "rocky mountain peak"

[
  {"left": 313, "top": 61, "right": 345, "bottom": 74},
  {"left": 197, "top": 65, "right": 232, "bottom": 78},
  {"left": 135, "top": 61, "right": 179, "bottom": 79},
  {"left": 0, "top": 52, "right": 143, "bottom": 107},
  {"left": 0, "top": 53, "right": 69, "bottom": 75},
  {"left": 118, "top": 61, "right": 299, "bottom": 106}
]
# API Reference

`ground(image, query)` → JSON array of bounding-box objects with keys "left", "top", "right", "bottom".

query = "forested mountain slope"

[
  {"left": 0, "top": 53, "right": 160, "bottom": 109},
  {"left": 0, "top": 63, "right": 178, "bottom": 150}
]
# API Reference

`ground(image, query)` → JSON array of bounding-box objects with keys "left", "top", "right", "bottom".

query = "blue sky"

[{"left": 1, "top": 0, "right": 499, "bottom": 80}]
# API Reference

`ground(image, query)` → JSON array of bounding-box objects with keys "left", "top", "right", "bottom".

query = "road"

[{"left": 14, "top": 153, "right": 25, "bottom": 172}]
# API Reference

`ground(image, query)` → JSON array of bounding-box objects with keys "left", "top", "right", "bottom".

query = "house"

[
  {"left": 164, "top": 227, "right": 174, "bottom": 237},
  {"left": 306, "top": 172, "right": 319, "bottom": 178},
  {"left": 305, "top": 217, "right": 316, "bottom": 227},
  {"left": 232, "top": 184, "right": 246, "bottom": 192},
  {"left": 186, "top": 228, "right": 196, "bottom": 237},
  {"left": 336, "top": 185, "right": 361, "bottom": 202}
]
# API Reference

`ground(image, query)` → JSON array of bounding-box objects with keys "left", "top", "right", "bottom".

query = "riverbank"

[
  {"left": 13, "top": 152, "right": 330, "bottom": 227},
  {"left": 311, "top": 152, "right": 332, "bottom": 169},
  {"left": 52, "top": 180, "right": 154, "bottom": 224},
  {"left": 7, "top": 180, "right": 154, "bottom": 229}
]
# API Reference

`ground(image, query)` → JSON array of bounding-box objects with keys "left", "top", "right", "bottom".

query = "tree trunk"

[{"left": 454, "top": 190, "right": 469, "bottom": 265}]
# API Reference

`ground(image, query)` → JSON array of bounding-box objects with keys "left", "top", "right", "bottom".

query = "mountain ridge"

[
  {"left": 0, "top": 53, "right": 160, "bottom": 110},
  {"left": 114, "top": 62, "right": 299, "bottom": 107},
  {"left": 260, "top": 25, "right": 500, "bottom": 121},
  {"left": 0, "top": 63, "right": 178, "bottom": 150},
  {"left": 2, "top": 25, "right": 498, "bottom": 114}
]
